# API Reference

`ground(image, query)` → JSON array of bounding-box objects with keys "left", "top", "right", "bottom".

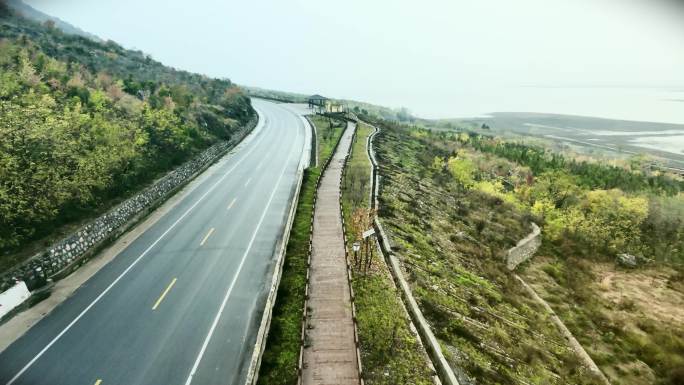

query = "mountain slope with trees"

[
  {"left": 0, "top": 3, "right": 254, "bottom": 269},
  {"left": 5, "top": 0, "right": 101, "bottom": 41},
  {"left": 366, "top": 115, "right": 683, "bottom": 384}
]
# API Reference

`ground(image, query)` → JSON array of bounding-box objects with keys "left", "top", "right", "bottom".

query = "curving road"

[{"left": 0, "top": 99, "right": 309, "bottom": 385}]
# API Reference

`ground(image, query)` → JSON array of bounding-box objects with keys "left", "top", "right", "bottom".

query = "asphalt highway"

[{"left": 0, "top": 99, "right": 308, "bottom": 385}]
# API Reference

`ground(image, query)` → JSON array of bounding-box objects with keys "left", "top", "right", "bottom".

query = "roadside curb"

[
  {"left": 244, "top": 108, "right": 311, "bottom": 385},
  {"left": 305, "top": 116, "right": 318, "bottom": 168}
]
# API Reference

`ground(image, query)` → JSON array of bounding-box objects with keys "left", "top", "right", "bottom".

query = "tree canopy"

[{"left": 0, "top": 9, "right": 254, "bottom": 257}]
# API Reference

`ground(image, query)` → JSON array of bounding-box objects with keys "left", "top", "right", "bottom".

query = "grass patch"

[
  {"left": 524, "top": 250, "right": 684, "bottom": 385},
  {"left": 257, "top": 115, "right": 345, "bottom": 385},
  {"left": 310, "top": 115, "right": 345, "bottom": 166},
  {"left": 368, "top": 121, "right": 595, "bottom": 384},
  {"left": 256, "top": 167, "right": 319, "bottom": 385},
  {"left": 341, "top": 122, "right": 434, "bottom": 384}
]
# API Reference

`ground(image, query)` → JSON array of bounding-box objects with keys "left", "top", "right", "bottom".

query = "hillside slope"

[
  {"left": 369, "top": 117, "right": 683, "bottom": 384},
  {"left": 0, "top": 4, "right": 254, "bottom": 269},
  {"left": 5, "top": 0, "right": 101, "bottom": 41}
]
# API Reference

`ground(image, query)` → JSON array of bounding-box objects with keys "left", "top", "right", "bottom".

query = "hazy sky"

[{"left": 26, "top": 0, "right": 684, "bottom": 121}]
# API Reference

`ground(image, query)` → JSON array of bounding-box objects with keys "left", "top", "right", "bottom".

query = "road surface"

[{"left": 0, "top": 99, "right": 308, "bottom": 385}]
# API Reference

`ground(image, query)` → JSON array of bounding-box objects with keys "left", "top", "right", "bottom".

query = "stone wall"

[
  {"left": 506, "top": 223, "right": 541, "bottom": 271},
  {"left": 0, "top": 117, "right": 256, "bottom": 292}
]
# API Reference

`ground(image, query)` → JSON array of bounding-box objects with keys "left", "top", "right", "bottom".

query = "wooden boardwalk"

[{"left": 302, "top": 122, "right": 360, "bottom": 385}]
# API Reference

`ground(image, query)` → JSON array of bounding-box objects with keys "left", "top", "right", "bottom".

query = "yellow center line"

[
  {"left": 200, "top": 227, "right": 215, "bottom": 246},
  {"left": 244, "top": 177, "right": 252, "bottom": 187},
  {"left": 94, "top": 379, "right": 102, "bottom": 385},
  {"left": 227, "top": 198, "right": 236, "bottom": 210},
  {"left": 152, "top": 278, "right": 177, "bottom": 310}
]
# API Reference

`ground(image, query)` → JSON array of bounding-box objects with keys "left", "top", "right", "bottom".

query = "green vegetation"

[
  {"left": 467, "top": 134, "right": 683, "bottom": 195},
  {"left": 309, "top": 115, "right": 345, "bottom": 165},
  {"left": 244, "top": 86, "right": 308, "bottom": 104},
  {"left": 257, "top": 167, "right": 319, "bottom": 384},
  {"left": 243, "top": 86, "right": 417, "bottom": 122},
  {"left": 341, "top": 123, "right": 373, "bottom": 210},
  {"left": 369, "top": 119, "right": 605, "bottom": 384},
  {"left": 257, "top": 115, "right": 345, "bottom": 385},
  {"left": 0, "top": 9, "right": 253, "bottom": 270},
  {"left": 340, "top": 122, "right": 433, "bottom": 384},
  {"left": 368, "top": 116, "right": 684, "bottom": 384},
  {"left": 460, "top": 133, "right": 684, "bottom": 263},
  {"left": 524, "top": 253, "right": 684, "bottom": 385},
  {"left": 428, "top": 130, "right": 684, "bottom": 383}
]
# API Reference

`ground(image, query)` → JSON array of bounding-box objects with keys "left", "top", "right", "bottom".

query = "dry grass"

[{"left": 523, "top": 255, "right": 684, "bottom": 385}]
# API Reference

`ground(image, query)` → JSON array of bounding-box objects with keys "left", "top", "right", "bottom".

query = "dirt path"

[{"left": 302, "top": 122, "right": 360, "bottom": 385}]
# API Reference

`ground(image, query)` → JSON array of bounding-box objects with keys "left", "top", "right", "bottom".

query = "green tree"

[{"left": 447, "top": 155, "right": 476, "bottom": 187}]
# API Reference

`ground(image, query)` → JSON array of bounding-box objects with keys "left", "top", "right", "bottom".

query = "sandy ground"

[
  {"left": 0, "top": 159, "right": 222, "bottom": 353},
  {"left": 596, "top": 264, "right": 684, "bottom": 326}
]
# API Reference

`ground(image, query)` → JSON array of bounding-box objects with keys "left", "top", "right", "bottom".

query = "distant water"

[
  {"left": 415, "top": 86, "right": 684, "bottom": 124},
  {"left": 629, "top": 135, "right": 684, "bottom": 155}
]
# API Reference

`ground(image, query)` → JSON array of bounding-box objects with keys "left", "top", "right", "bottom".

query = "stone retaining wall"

[
  {"left": 0, "top": 117, "right": 257, "bottom": 293},
  {"left": 506, "top": 223, "right": 541, "bottom": 271}
]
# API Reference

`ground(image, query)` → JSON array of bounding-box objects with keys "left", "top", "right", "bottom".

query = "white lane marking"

[
  {"left": 255, "top": 158, "right": 265, "bottom": 170},
  {"left": 244, "top": 177, "right": 252, "bottom": 187},
  {"left": 226, "top": 198, "right": 236, "bottom": 210},
  {"left": 183, "top": 115, "right": 301, "bottom": 385},
  {"left": 5, "top": 111, "right": 271, "bottom": 385}
]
